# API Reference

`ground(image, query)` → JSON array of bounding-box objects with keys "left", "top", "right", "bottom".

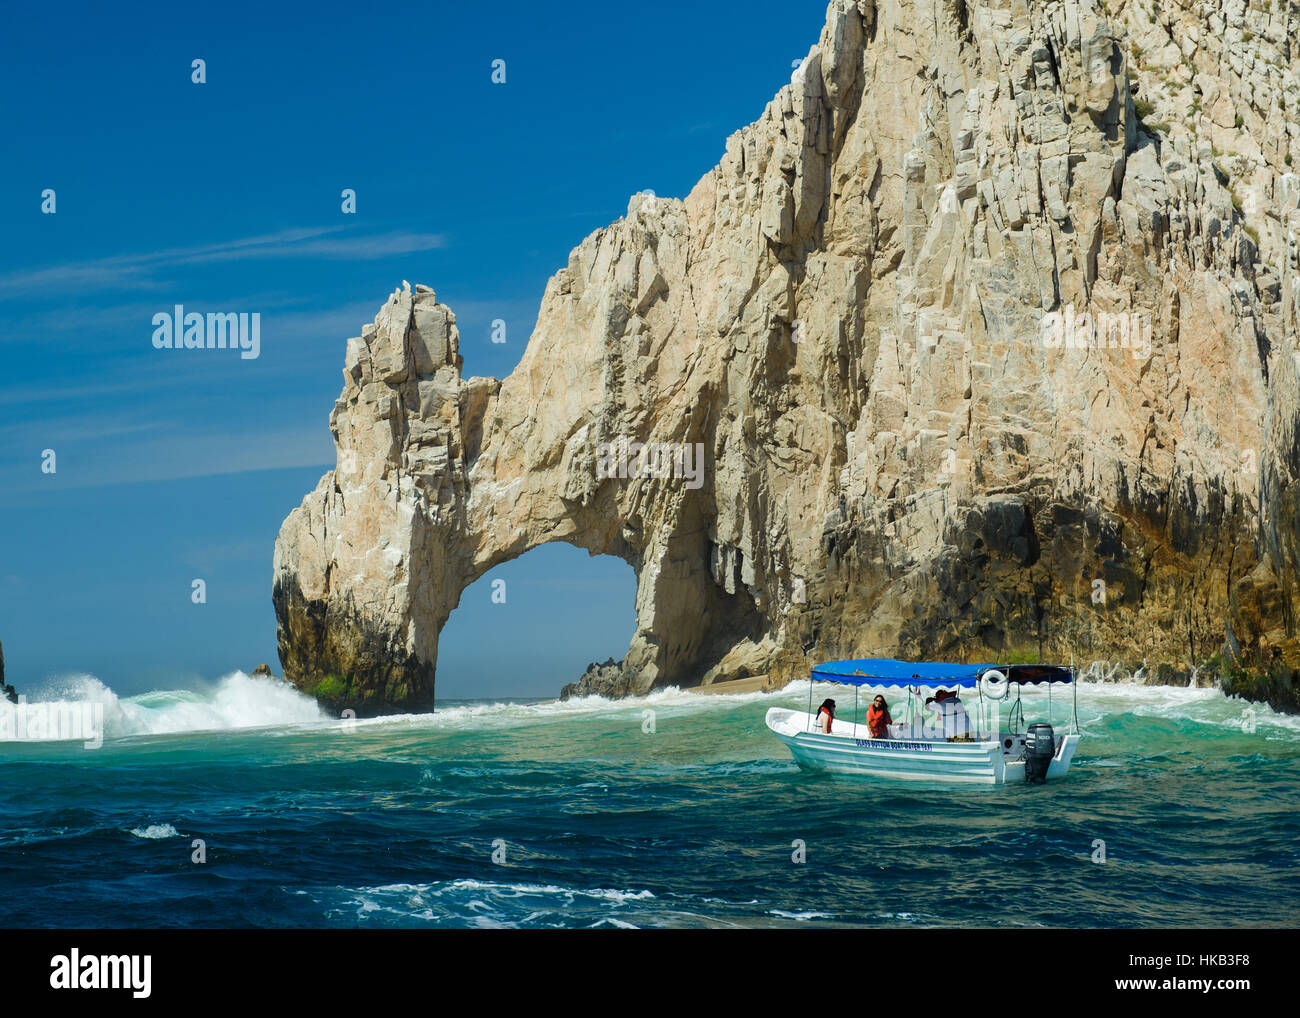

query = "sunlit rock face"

[{"left": 274, "top": 0, "right": 1300, "bottom": 711}]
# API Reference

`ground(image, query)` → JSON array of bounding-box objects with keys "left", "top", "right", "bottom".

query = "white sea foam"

[
  {"left": 320, "top": 878, "right": 660, "bottom": 927},
  {"left": 5, "top": 671, "right": 327, "bottom": 743},
  {"left": 1072, "top": 679, "right": 1300, "bottom": 736},
  {"left": 446, "top": 880, "right": 655, "bottom": 903},
  {"left": 315, "top": 681, "right": 791, "bottom": 737},
  {"left": 129, "top": 824, "right": 180, "bottom": 839}
]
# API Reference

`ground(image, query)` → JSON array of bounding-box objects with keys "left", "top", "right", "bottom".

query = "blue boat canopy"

[{"left": 810, "top": 658, "right": 1074, "bottom": 688}]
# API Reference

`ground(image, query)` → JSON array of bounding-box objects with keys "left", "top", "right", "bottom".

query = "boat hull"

[{"left": 765, "top": 707, "right": 1080, "bottom": 785}]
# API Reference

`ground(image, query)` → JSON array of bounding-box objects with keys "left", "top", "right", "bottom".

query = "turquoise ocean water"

[{"left": 0, "top": 672, "right": 1296, "bottom": 928}]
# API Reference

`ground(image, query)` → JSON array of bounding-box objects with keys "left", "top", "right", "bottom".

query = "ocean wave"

[
  {"left": 329, "top": 682, "right": 795, "bottom": 735},
  {"left": 0, "top": 671, "right": 327, "bottom": 744},
  {"left": 316, "top": 878, "right": 659, "bottom": 928},
  {"left": 1071, "top": 681, "right": 1300, "bottom": 736}
]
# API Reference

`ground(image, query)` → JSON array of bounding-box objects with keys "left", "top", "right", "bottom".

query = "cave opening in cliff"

[{"left": 434, "top": 542, "right": 639, "bottom": 700}]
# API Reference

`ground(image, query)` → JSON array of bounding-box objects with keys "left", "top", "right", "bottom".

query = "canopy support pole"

[
  {"left": 854, "top": 686, "right": 859, "bottom": 735},
  {"left": 1071, "top": 651, "right": 1079, "bottom": 734},
  {"left": 807, "top": 677, "right": 814, "bottom": 732}
]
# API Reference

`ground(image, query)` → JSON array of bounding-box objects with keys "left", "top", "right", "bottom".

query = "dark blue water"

[{"left": 1, "top": 674, "right": 1297, "bottom": 927}]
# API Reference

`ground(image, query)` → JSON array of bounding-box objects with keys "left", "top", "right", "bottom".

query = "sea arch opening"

[{"left": 434, "top": 543, "right": 639, "bottom": 701}]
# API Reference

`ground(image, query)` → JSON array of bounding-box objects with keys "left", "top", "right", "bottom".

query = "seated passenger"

[
  {"left": 925, "top": 688, "right": 973, "bottom": 741},
  {"left": 814, "top": 698, "right": 836, "bottom": 733},
  {"left": 866, "top": 695, "right": 892, "bottom": 738}
]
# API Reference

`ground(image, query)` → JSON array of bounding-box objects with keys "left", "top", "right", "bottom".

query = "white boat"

[{"left": 765, "top": 659, "right": 1082, "bottom": 786}]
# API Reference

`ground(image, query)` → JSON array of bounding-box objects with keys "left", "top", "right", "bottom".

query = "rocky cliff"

[
  {"left": 0, "top": 639, "right": 15, "bottom": 704},
  {"left": 274, "top": 0, "right": 1300, "bottom": 712}
]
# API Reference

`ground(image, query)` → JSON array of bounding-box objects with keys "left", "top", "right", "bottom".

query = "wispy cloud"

[
  {"left": 0, "top": 293, "right": 382, "bottom": 353},
  {"left": 1, "top": 422, "right": 335, "bottom": 497},
  {"left": 0, "top": 227, "right": 448, "bottom": 300},
  {"left": 174, "top": 536, "right": 277, "bottom": 569},
  {"left": 2, "top": 410, "right": 164, "bottom": 446}
]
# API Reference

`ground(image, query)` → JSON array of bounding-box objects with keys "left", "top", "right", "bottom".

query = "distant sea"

[{"left": 1, "top": 673, "right": 1296, "bottom": 928}]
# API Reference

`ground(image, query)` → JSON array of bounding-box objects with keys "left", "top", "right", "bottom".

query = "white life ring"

[{"left": 979, "top": 669, "right": 1010, "bottom": 701}]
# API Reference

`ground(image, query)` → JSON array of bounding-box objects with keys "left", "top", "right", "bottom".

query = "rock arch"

[{"left": 274, "top": 0, "right": 1300, "bottom": 714}]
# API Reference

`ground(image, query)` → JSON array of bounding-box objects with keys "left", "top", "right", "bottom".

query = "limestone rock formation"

[{"left": 274, "top": 0, "right": 1300, "bottom": 712}]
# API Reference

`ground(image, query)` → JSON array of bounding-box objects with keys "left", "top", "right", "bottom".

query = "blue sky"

[{"left": 0, "top": 0, "right": 826, "bottom": 699}]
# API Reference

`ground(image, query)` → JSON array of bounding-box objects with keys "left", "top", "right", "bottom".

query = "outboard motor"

[{"left": 1024, "top": 722, "right": 1056, "bottom": 785}]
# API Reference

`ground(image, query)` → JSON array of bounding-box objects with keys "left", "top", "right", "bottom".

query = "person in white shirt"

[{"left": 926, "top": 688, "right": 973, "bottom": 741}]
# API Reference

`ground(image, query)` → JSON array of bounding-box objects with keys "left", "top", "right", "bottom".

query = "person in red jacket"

[
  {"left": 815, "top": 698, "right": 836, "bottom": 733},
  {"left": 866, "top": 695, "right": 892, "bottom": 738}
]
